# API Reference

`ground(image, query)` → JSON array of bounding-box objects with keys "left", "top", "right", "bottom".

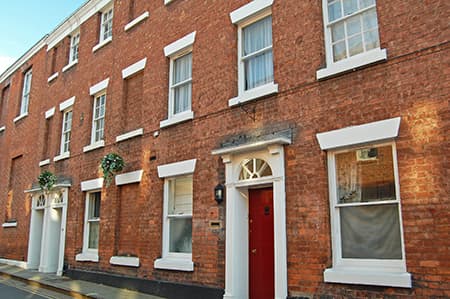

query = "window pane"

[
  {"left": 243, "top": 16, "right": 272, "bottom": 56},
  {"left": 343, "top": 0, "right": 358, "bottom": 16},
  {"left": 348, "top": 34, "right": 363, "bottom": 56},
  {"left": 331, "top": 22, "right": 345, "bottom": 42},
  {"left": 89, "top": 192, "right": 101, "bottom": 218},
  {"left": 169, "top": 217, "right": 192, "bottom": 253},
  {"left": 340, "top": 204, "right": 402, "bottom": 259},
  {"left": 332, "top": 41, "right": 347, "bottom": 62},
  {"left": 364, "top": 29, "right": 380, "bottom": 50},
  {"left": 173, "top": 82, "right": 191, "bottom": 114},
  {"left": 362, "top": 9, "right": 378, "bottom": 31},
  {"left": 335, "top": 145, "right": 396, "bottom": 204},
  {"left": 244, "top": 51, "right": 274, "bottom": 90},
  {"left": 88, "top": 221, "right": 99, "bottom": 249},
  {"left": 346, "top": 16, "right": 361, "bottom": 36},
  {"left": 359, "top": 0, "right": 375, "bottom": 9},
  {"left": 328, "top": 0, "right": 342, "bottom": 22},
  {"left": 169, "top": 177, "right": 193, "bottom": 215},
  {"left": 173, "top": 53, "right": 192, "bottom": 84}
]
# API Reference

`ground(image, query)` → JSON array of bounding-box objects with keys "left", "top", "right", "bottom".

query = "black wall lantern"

[{"left": 214, "top": 184, "right": 225, "bottom": 204}]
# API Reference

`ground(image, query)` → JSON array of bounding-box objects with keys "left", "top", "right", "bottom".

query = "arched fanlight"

[{"left": 239, "top": 158, "right": 272, "bottom": 180}]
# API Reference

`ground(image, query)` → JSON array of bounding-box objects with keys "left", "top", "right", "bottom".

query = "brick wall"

[{"left": 0, "top": 0, "right": 448, "bottom": 297}]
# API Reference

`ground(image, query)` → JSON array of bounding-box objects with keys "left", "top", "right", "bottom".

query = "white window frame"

[
  {"left": 160, "top": 32, "right": 196, "bottom": 128},
  {"left": 155, "top": 159, "right": 196, "bottom": 271},
  {"left": 100, "top": 5, "right": 113, "bottom": 43},
  {"left": 317, "top": 0, "right": 387, "bottom": 79},
  {"left": 76, "top": 190, "right": 101, "bottom": 262},
  {"left": 316, "top": 118, "right": 411, "bottom": 288},
  {"left": 19, "top": 69, "right": 32, "bottom": 116},
  {"left": 229, "top": 0, "right": 278, "bottom": 107},
  {"left": 91, "top": 93, "right": 106, "bottom": 145},
  {"left": 59, "top": 108, "right": 73, "bottom": 155},
  {"left": 69, "top": 31, "right": 80, "bottom": 64}
]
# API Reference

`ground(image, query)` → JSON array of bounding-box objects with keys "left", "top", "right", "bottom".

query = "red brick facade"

[{"left": 0, "top": 0, "right": 448, "bottom": 298}]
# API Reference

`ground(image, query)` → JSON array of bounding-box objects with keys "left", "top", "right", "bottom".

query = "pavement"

[{"left": 0, "top": 263, "right": 166, "bottom": 299}]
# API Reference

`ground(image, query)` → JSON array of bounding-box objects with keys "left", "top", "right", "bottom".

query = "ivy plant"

[
  {"left": 38, "top": 170, "right": 57, "bottom": 192},
  {"left": 100, "top": 153, "right": 125, "bottom": 186}
]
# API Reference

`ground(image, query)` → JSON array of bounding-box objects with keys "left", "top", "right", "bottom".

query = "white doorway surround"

[
  {"left": 27, "top": 187, "right": 69, "bottom": 276},
  {"left": 212, "top": 136, "right": 290, "bottom": 299}
]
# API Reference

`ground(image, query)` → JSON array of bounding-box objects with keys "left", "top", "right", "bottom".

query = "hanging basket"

[
  {"left": 100, "top": 153, "right": 125, "bottom": 186},
  {"left": 38, "top": 170, "right": 57, "bottom": 192}
]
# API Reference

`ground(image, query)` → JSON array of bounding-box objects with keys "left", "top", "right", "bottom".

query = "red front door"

[{"left": 249, "top": 188, "right": 274, "bottom": 299}]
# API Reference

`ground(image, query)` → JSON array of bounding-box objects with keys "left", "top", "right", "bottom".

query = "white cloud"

[{"left": 0, "top": 56, "right": 17, "bottom": 76}]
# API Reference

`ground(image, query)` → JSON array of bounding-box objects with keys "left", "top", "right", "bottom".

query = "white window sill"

[
  {"left": 124, "top": 11, "right": 149, "bottom": 31},
  {"left": 110, "top": 256, "right": 139, "bottom": 267},
  {"left": 54, "top": 152, "right": 70, "bottom": 162},
  {"left": 75, "top": 252, "right": 99, "bottom": 262},
  {"left": 317, "top": 48, "right": 387, "bottom": 80},
  {"left": 2, "top": 222, "right": 17, "bottom": 228},
  {"left": 324, "top": 268, "right": 411, "bottom": 288},
  {"left": 13, "top": 113, "right": 28, "bottom": 123},
  {"left": 160, "top": 111, "right": 194, "bottom": 128},
  {"left": 83, "top": 140, "right": 105, "bottom": 153},
  {"left": 229, "top": 82, "right": 278, "bottom": 107},
  {"left": 92, "top": 37, "right": 112, "bottom": 53},
  {"left": 0, "top": 126, "right": 5, "bottom": 133},
  {"left": 116, "top": 128, "right": 143, "bottom": 142},
  {"left": 39, "top": 159, "right": 50, "bottom": 167},
  {"left": 154, "top": 257, "right": 194, "bottom": 272},
  {"left": 47, "top": 72, "right": 59, "bottom": 83},
  {"left": 62, "top": 60, "right": 78, "bottom": 73}
]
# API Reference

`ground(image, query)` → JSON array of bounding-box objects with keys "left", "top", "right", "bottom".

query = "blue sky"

[{"left": 0, "top": 0, "right": 86, "bottom": 74}]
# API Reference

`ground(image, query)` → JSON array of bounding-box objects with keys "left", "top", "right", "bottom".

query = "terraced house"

[{"left": 0, "top": 0, "right": 448, "bottom": 298}]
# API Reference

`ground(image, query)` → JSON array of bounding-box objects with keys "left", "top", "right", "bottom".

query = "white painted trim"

[
  {"left": 62, "top": 60, "right": 78, "bottom": 73},
  {"left": 0, "top": 258, "right": 28, "bottom": 269},
  {"left": 0, "top": 126, "right": 5, "bottom": 132},
  {"left": 110, "top": 256, "right": 140, "bottom": 267},
  {"left": 81, "top": 178, "right": 104, "bottom": 191},
  {"left": 47, "top": 72, "right": 59, "bottom": 83},
  {"left": 122, "top": 58, "right": 147, "bottom": 79},
  {"left": 317, "top": 48, "right": 387, "bottom": 80},
  {"left": 115, "top": 170, "right": 143, "bottom": 186},
  {"left": 316, "top": 117, "right": 401, "bottom": 150},
  {"left": 164, "top": 31, "right": 196, "bottom": 57},
  {"left": 59, "top": 96, "right": 75, "bottom": 111},
  {"left": 92, "top": 36, "right": 113, "bottom": 53},
  {"left": 124, "top": 11, "right": 149, "bottom": 31},
  {"left": 228, "top": 82, "right": 278, "bottom": 107},
  {"left": 53, "top": 152, "right": 70, "bottom": 162},
  {"left": 115, "top": 128, "right": 143, "bottom": 142},
  {"left": 45, "top": 107, "right": 55, "bottom": 119},
  {"left": 46, "top": 0, "right": 113, "bottom": 50},
  {"left": 2, "top": 222, "right": 17, "bottom": 228},
  {"left": 89, "top": 78, "right": 110, "bottom": 95},
  {"left": 13, "top": 113, "right": 28, "bottom": 123},
  {"left": 324, "top": 268, "right": 411, "bottom": 288},
  {"left": 83, "top": 140, "right": 105, "bottom": 153},
  {"left": 75, "top": 252, "right": 99, "bottom": 262},
  {"left": 230, "top": 0, "right": 273, "bottom": 24},
  {"left": 1, "top": 36, "right": 46, "bottom": 84},
  {"left": 164, "top": 0, "right": 174, "bottom": 5},
  {"left": 212, "top": 137, "right": 291, "bottom": 156},
  {"left": 160, "top": 110, "right": 194, "bottom": 128},
  {"left": 157, "top": 159, "right": 197, "bottom": 178},
  {"left": 154, "top": 257, "right": 193, "bottom": 271},
  {"left": 39, "top": 159, "right": 50, "bottom": 167}
]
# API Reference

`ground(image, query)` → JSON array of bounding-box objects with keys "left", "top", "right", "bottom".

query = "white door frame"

[
  {"left": 213, "top": 139, "right": 289, "bottom": 299},
  {"left": 27, "top": 187, "right": 69, "bottom": 276}
]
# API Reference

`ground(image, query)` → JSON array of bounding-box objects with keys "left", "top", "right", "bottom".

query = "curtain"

[{"left": 173, "top": 53, "right": 192, "bottom": 114}]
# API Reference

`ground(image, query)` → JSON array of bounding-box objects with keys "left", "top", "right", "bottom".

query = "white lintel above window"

[
  {"left": 316, "top": 117, "right": 401, "bottom": 150},
  {"left": 116, "top": 128, "right": 144, "bottom": 143},
  {"left": 89, "top": 78, "right": 110, "bottom": 95},
  {"left": 39, "top": 159, "right": 50, "bottom": 167},
  {"left": 59, "top": 96, "right": 76, "bottom": 111},
  {"left": 157, "top": 159, "right": 197, "bottom": 178},
  {"left": 124, "top": 11, "right": 149, "bottom": 31},
  {"left": 122, "top": 58, "right": 147, "bottom": 79},
  {"left": 115, "top": 170, "right": 143, "bottom": 186},
  {"left": 47, "top": 72, "right": 59, "bottom": 83},
  {"left": 81, "top": 178, "right": 104, "bottom": 191},
  {"left": 0, "top": 126, "right": 5, "bottom": 133},
  {"left": 164, "top": 31, "right": 196, "bottom": 57},
  {"left": 230, "top": 0, "right": 274, "bottom": 24},
  {"left": 45, "top": 107, "right": 55, "bottom": 119}
]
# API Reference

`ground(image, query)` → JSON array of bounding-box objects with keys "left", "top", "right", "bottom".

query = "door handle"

[{"left": 251, "top": 249, "right": 256, "bottom": 254}]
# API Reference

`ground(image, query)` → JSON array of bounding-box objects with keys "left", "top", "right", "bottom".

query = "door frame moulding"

[{"left": 213, "top": 138, "right": 289, "bottom": 299}]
